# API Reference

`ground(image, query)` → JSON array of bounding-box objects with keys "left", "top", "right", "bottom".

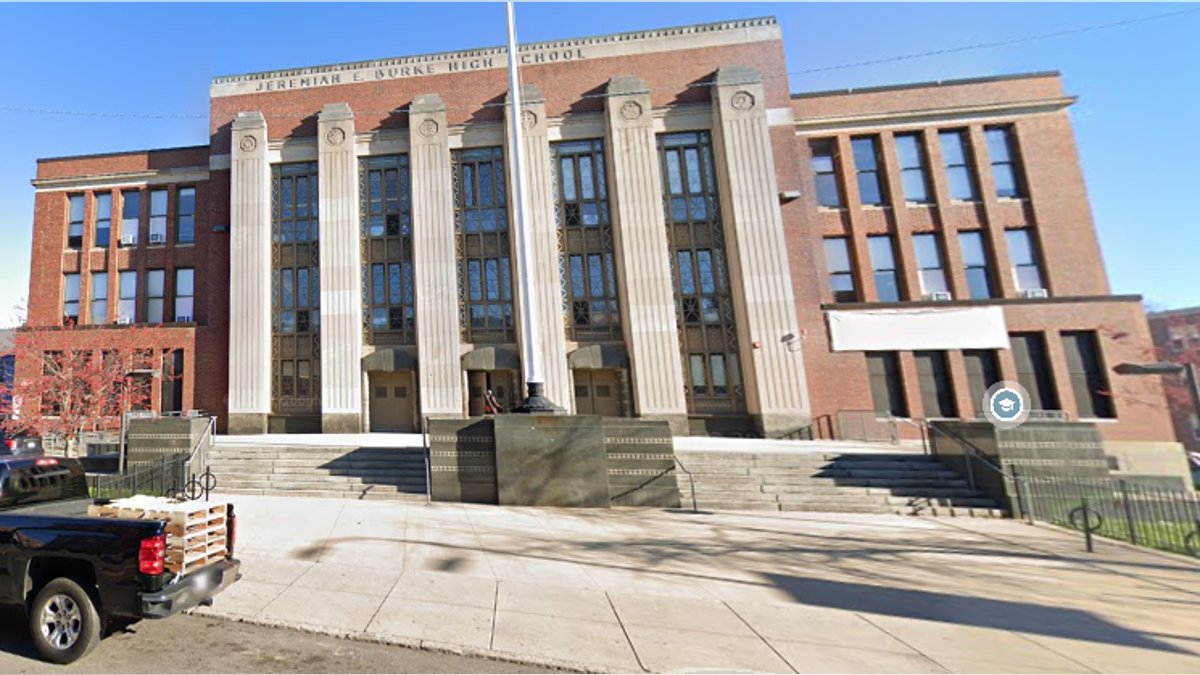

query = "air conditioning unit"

[
  {"left": 115, "top": 317, "right": 132, "bottom": 325},
  {"left": 119, "top": 234, "right": 136, "bottom": 246},
  {"left": 924, "top": 291, "right": 952, "bottom": 302},
  {"left": 175, "top": 315, "right": 192, "bottom": 323},
  {"left": 1019, "top": 288, "right": 1048, "bottom": 299},
  {"left": 149, "top": 233, "right": 165, "bottom": 245}
]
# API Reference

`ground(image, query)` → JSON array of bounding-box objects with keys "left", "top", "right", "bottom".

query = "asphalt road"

[{"left": 0, "top": 608, "right": 567, "bottom": 674}]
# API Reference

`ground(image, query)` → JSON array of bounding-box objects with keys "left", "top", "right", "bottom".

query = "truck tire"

[{"left": 28, "top": 577, "right": 102, "bottom": 664}]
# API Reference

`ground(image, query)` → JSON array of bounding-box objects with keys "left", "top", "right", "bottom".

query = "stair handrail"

[
  {"left": 672, "top": 454, "right": 698, "bottom": 513},
  {"left": 922, "top": 421, "right": 1017, "bottom": 494},
  {"left": 182, "top": 416, "right": 216, "bottom": 499},
  {"left": 422, "top": 416, "right": 432, "bottom": 506}
]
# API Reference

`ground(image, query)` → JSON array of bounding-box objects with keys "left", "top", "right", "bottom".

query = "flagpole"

[{"left": 506, "top": 1, "right": 557, "bottom": 413}]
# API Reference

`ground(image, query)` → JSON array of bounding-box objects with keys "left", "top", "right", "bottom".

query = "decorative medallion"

[
  {"left": 325, "top": 127, "right": 346, "bottom": 146},
  {"left": 619, "top": 100, "right": 643, "bottom": 121},
  {"left": 520, "top": 110, "right": 538, "bottom": 130},
  {"left": 238, "top": 135, "right": 258, "bottom": 153},
  {"left": 417, "top": 119, "right": 439, "bottom": 138},
  {"left": 731, "top": 91, "right": 756, "bottom": 111}
]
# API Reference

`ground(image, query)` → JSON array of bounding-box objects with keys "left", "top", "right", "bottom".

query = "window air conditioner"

[
  {"left": 175, "top": 315, "right": 192, "bottom": 323},
  {"left": 924, "top": 291, "right": 952, "bottom": 302},
  {"left": 115, "top": 317, "right": 132, "bottom": 325},
  {"left": 119, "top": 234, "right": 136, "bottom": 246},
  {"left": 1019, "top": 288, "right": 1048, "bottom": 299},
  {"left": 149, "top": 233, "right": 165, "bottom": 245}
]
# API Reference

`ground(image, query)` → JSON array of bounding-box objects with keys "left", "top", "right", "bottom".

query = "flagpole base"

[{"left": 512, "top": 382, "right": 564, "bottom": 415}]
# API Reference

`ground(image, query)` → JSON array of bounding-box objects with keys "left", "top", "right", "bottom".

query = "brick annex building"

[{"left": 20, "top": 17, "right": 1175, "bottom": 442}]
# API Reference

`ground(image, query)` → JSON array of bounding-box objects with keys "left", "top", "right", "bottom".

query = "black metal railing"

[
  {"left": 92, "top": 416, "right": 217, "bottom": 502},
  {"left": 1018, "top": 472, "right": 1200, "bottom": 558}
]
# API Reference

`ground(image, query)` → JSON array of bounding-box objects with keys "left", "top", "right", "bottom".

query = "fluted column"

[
  {"left": 317, "top": 103, "right": 364, "bottom": 432},
  {"left": 710, "top": 66, "right": 812, "bottom": 437},
  {"left": 504, "top": 85, "right": 571, "bottom": 411},
  {"left": 227, "top": 112, "right": 272, "bottom": 435},
  {"left": 604, "top": 76, "right": 688, "bottom": 432},
  {"left": 410, "top": 94, "right": 465, "bottom": 417}
]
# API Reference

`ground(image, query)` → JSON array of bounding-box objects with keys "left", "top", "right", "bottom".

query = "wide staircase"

[
  {"left": 207, "top": 444, "right": 428, "bottom": 501},
  {"left": 675, "top": 447, "right": 1005, "bottom": 517}
]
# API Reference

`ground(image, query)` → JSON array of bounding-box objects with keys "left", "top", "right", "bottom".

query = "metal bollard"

[{"left": 1069, "top": 497, "right": 1104, "bottom": 553}]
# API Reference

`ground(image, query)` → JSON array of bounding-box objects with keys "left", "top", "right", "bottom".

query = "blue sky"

[{"left": 1, "top": 2, "right": 1197, "bottom": 327}]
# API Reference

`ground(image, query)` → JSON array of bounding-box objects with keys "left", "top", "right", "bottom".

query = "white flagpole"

[{"left": 506, "top": 1, "right": 555, "bottom": 412}]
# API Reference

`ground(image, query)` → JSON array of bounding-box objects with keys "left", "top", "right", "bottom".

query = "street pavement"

[
  {"left": 195, "top": 493, "right": 1200, "bottom": 674},
  {"left": 0, "top": 610, "right": 563, "bottom": 674}
]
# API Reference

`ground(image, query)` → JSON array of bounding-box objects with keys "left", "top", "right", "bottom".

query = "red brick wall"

[
  {"left": 786, "top": 74, "right": 1172, "bottom": 443},
  {"left": 1148, "top": 309, "right": 1200, "bottom": 451}
]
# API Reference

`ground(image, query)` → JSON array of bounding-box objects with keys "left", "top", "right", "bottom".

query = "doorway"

[
  {"left": 368, "top": 371, "right": 416, "bottom": 432},
  {"left": 574, "top": 369, "right": 621, "bottom": 417},
  {"left": 467, "top": 370, "right": 513, "bottom": 416}
]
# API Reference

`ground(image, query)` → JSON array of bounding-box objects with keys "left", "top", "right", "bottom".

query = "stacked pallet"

[{"left": 88, "top": 496, "right": 228, "bottom": 574}]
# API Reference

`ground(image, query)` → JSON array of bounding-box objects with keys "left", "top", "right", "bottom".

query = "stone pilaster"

[
  {"left": 504, "top": 85, "right": 572, "bottom": 411},
  {"left": 410, "top": 94, "right": 465, "bottom": 418},
  {"left": 710, "top": 66, "right": 812, "bottom": 437},
  {"left": 317, "top": 103, "right": 364, "bottom": 433},
  {"left": 227, "top": 112, "right": 271, "bottom": 435},
  {"left": 604, "top": 77, "right": 688, "bottom": 433}
]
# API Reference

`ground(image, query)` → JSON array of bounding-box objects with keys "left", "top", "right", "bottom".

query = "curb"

[{"left": 189, "top": 608, "right": 625, "bottom": 674}]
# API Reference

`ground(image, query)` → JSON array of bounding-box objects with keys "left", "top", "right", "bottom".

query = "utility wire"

[{"left": 2, "top": 5, "right": 1197, "bottom": 121}]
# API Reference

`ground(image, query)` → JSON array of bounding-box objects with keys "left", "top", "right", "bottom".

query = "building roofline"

[
  {"left": 792, "top": 71, "right": 1062, "bottom": 100},
  {"left": 1149, "top": 305, "right": 1200, "bottom": 319},
  {"left": 37, "top": 144, "right": 210, "bottom": 164},
  {"left": 211, "top": 16, "right": 778, "bottom": 85}
]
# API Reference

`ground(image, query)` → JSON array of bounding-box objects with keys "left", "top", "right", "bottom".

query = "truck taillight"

[
  {"left": 34, "top": 458, "right": 58, "bottom": 467},
  {"left": 139, "top": 534, "right": 166, "bottom": 575}
]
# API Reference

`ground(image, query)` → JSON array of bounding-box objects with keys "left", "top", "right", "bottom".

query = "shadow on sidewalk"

[{"left": 761, "top": 572, "right": 1193, "bottom": 654}]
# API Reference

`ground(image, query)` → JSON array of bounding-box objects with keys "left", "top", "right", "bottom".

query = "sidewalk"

[{"left": 195, "top": 494, "right": 1200, "bottom": 674}]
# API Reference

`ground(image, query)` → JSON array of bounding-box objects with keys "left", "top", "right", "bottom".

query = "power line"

[{"left": 2, "top": 5, "right": 1197, "bottom": 121}]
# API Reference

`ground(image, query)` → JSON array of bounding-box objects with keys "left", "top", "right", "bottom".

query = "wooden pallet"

[{"left": 88, "top": 496, "right": 229, "bottom": 574}]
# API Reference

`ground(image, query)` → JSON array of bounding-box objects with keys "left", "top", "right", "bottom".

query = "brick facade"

[
  {"left": 14, "top": 18, "right": 1176, "bottom": 442},
  {"left": 1148, "top": 307, "right": 1200, "bottom": 451}
]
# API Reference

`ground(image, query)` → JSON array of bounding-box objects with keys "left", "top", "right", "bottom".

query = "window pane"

[
  {"left": 824, "top": 238, "right": 851, "bottom": 273},
  {"left": 868, "top": 236, "right": 895, "bottom": 271},
  {"left": 901, "top": 170, "right": 928, "bottom": 203},
  {"left": 64, "top": 274, "right": 81, "bottom": 301},
  {"left": 148, "top": 270, "right": 164, "bottom": 297},
  {"left": 92, "top": 273, "right": 108, "bottom": 299},
  {"left": 851, "top": 138, "right": 878, "bottom": 171},
  {"left": 96, "top": 193, "right": 112, "bottom": 221},
  {"left": 857, "top": 173, "right": 883, "bottom": 206},
  {"left": 69, "top": 195, "right": 85, "bottom": 222},
  {"left": 947, "top": 166, "right": 976, "bottom": 201},
  {"left": 815, "top": 175, "right": 842, "bottom": 208},
  {"left": 147, "top": 299, "right": 163, "bottom": 324},
  {"left": 176, "top": 269, "right": 194, "bottom": 296},
  {"left": 965, "top": 268, "right": 992, "bottom": 300},
  {"left": 894, "top": 135, "right": 921, "bottom": 169},
  {"left": 1016, "top": 266, "right": 1044, "bottom": 292},
  {"left": 1007, "top": 230, "right": 1034, "bottom": 265},
  {"left": 120, "top": 271, "right": 136, "bottom": 299},
  {"left": 179, "top": 188, "right": 195, "bottom": 215},
  {"left": 913, "top": 234, "right": 941, "bottom": 269},
  {"left": 959, "top": 232, "right": 987, "bottom": 266},
  {"left": 986, "top": 128, "right": 1012, "bottom": 162},
  {"left": 689, "top": 355, "right": 706, "bottom": 393},
  {"left": 875, "top": 271, "right": 900, "bottom": 302},
  {"left": 150, "top": 190, "right": 167, "bottom": 216},
  {"left": 993, "top": 165, "right": 1019, "bottom": 198},
  {"left": 939, "top": 131, "right": 966, "bottom": 165},
  {"left": 677, "top": 251, "right": 695, "bottom": 294}
]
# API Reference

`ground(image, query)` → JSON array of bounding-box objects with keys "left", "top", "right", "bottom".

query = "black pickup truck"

[{"left": 0, "top": 455, "right": 240, "bottom": 663}]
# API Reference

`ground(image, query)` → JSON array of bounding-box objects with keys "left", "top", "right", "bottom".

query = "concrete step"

[
  {"left": 210, "top": 459, "right": 425, "bottom": 470},
  {"left": 214, "top": 488, "right": 427, "bottom": 502},
  {"left": 216, "top": 476, "right": 426, "bottom": 490},
  {"left": 892, "top": 505, "right": 1008, "bottom": 518},
  {"left": 693, "top": 501, "right": 782, "bottom": 512}
]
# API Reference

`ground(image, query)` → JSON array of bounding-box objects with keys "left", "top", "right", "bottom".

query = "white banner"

[{"left": 828, "top": 307, "right": 1010, "bottom": 352}]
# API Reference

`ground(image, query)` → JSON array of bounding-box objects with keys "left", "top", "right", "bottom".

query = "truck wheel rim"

[{"left": 40, "top": 595, "right": 82, "bottom": 650}]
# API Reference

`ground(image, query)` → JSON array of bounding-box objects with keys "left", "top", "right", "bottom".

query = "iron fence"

[
  {"left": 1017, "top": 472, "right": 1200, "bottom": 558},
  {"left": 90, "top": 416, "right": 217, "bottom": 502}
]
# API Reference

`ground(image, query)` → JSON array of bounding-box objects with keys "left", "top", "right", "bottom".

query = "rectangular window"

[
  {"left": 963, "top": 349, "right": 1000, "bottom": 417},
  {"left": 810, "top": 139, "right": 843, "bottom": 208},
  {"left": 118, "top": 271, "right": 136, "bottom": 322},
  {"left": 959, "top": 231, "right": 993, "bottom": 300},
  {"left": 552, "top": 139, "right": 619, "bottom": 340},
  {"left": 120, "top": 190, "right": 140, "bottom": 246},
  {"left": 149, "top": 189, "right": 167, "bottom": 244},
  {"left": 360, "top": 154, "right": 415, "bottom": 343},
  {"left": 161, "top": 349, "right": 184, "bottom": 413},
  {"left": 67, "top": 195, "right": 84, "bottom": 249},
  {"left": 1007, "top": 229, "right": 1045, "bottom": 294},
  {"left": 939, "top": 130, "right": 978, "bottom": 201},
  {"left": 866, "top": 352, "right": 907, "bottom": 417},
  {"left": 895, "top": 134, "right": 930, "bottom": 204},
  {"left": 272, "top": 162, "right": 321, "bottom": 414},
  {"left": 91, "top": 272, "right": 108, "bottom": 324},
  {"left": 1063, "top": 331, "right": 1115, "bottom": 419},
  {"left": 176, "top": 187, "right": 195, "bottom": 244},
  {"left": 1011, "top": 332, "right": 1059, "bottom": 411},
  {"left": 851, "top": 137, "right": 886, "bottom": 206},
  {"left": 453, "top": 147, "right": 513, "bottom": 343},
  {"left": 915, "top": 351, "right": 956, "bottom": 418},
  {"left": 986, "top": 126, "right": 1023, "bottom": 199},
  {"left": 868, "top": 235, "right": 900, "bottom": 302},
  {"left": 824, "top": 237, "right": 857, "bottom": 302},
  {"left": 63, "top": 274, "right": 81, "bottom": 323},
  {"left": 913, "top": 233, "right": 949, "bottom": 297},
  {"left": 95, "top": 193, "right": 112, "bottom": 248},
  {"left": 147, "top": 269, "right": 165, "bottom": 324},
  {"left": 175, "top": 268, "right": 194, "bottom": 322}
]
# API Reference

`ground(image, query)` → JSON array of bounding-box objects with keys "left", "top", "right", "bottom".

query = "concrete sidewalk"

[{"left": 195, "top": 494, "right": 1200, "bottom": 674}]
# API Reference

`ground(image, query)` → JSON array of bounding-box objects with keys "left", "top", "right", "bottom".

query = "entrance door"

[
  {"left": 467, "top": 371, "right": 511, "bottom": 416},
  {"left": 369, "top": 372, "right": 416, "bottom": 432},
  {"left": 573, "top": 370, "right": 621, "bottom": 417}
]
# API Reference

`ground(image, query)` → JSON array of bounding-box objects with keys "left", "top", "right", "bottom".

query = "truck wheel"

[{"left": 28, "top": 577, "right": 102, "bottom": 664}]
